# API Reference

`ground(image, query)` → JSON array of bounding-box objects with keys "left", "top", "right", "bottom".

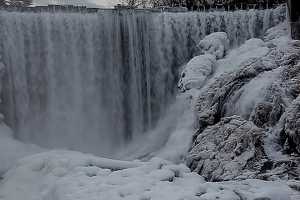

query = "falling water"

[{"left": 0, "top": 9, "right": 275, "bottom": 157}]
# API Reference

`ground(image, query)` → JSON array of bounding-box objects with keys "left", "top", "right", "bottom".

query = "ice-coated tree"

[
  {"left": 0, "top": 0, "right": 8, "bottom": 5},
  {"left": 119, "top": 0, "right": 286, "bottom": 8},
  {"left": 151, "top": 0, "right": 185, "bottom": 7},
  {"left": 119, "top": 0, "right": 148, "bottom": 7},
  {"left": 9, "top": 0, "right": 33, "bottom": 6},
  {"left": 120, "top": 0, "right": 185, "bottom": 7}
]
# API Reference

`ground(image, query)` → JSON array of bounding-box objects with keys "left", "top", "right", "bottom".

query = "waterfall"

[{"left": 0, "top": 9, "right": 275, "bottom": 157}]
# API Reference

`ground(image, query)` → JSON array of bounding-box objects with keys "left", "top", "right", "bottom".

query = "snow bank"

[
  {"left": 0, "top": 123, "right": 43, "bottom": 178},
  {"left": 186, "top": 116, "right": 265, "bottom": 181},
  {"left": 254, "top": 186, "right": 291, "bottom": 200},
  {"left": 0, "top": 150, "right": 299, "bottom": 200}
]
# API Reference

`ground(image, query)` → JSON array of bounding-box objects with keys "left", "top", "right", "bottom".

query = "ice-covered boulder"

[
  {"left": 186, "top": 21, "right": 300, "bottom": 181},
  {"left": 178, "top": 54, "right": 216, "bottom": 92},
  {"left": 197, "top": 32, "right": 230, "bottom": 60},
  {"left": 186, "top": 116, "right": 265, "bottom": 181},
  {"left": 178, "top": 32, "right": 230, "bottom": 93},
  {"left": 223, "top": 66, "right": 295, "bottom": 129},
  {"left": 196, "top": 57, "right": 277, "bottom": 133}
]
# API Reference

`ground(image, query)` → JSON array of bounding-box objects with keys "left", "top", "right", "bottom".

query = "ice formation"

[
  {"left": 184, "top": 19, "right": 300, "bottom": 181},
  {"left": 178, "top": 54, "right": 216, "bottom": 92}
]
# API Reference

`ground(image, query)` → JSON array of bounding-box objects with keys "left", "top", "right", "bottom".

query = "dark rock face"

[
  {"left": 290, "top": 22, "right": 300, "bottom": 40},
  {"left": 185, "top": 21, "right": 300, "bottom": 181},
  {"left": 282, "top": 95, "right": 300, "bottom": 154}
]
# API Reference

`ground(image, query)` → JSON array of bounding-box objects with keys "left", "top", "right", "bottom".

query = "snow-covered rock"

[
  {"left": 178, "top": 32, "right": 231, "bottom": 92},
  {"left": 281, "top": 95, "right": 300, "bottom": 154},
  {"left": 186, "top": 116, "right": 265, "bottom": 181},
  {"left": 197, "top": 32, "right": 230, "bottom": 60},
  {"left": 178, "top": 54, "right": 216, "bottom": 92},
  {"left": 223, "top": 66, "right": 293, "bottom": 128},
  {"left": 195, "top": 56, "right": 276, "bottom": 133},
  {"left": 186, "top": 21, "right": 300, "bottom": 181}
]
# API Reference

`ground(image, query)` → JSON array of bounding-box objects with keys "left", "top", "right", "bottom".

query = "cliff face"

[{"left": 181, "top": 11, "right": 300, "bottom": 181}]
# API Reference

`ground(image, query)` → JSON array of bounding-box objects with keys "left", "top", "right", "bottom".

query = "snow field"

[{"left": 1, "top": 150, "right": 300, "bottom": 200}]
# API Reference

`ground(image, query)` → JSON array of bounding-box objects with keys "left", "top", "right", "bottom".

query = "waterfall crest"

[{"left": 0, "top": 9, "right": 275, "bottom": 157}]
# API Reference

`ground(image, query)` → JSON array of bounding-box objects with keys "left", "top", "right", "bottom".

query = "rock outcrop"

[
  {"left": 186, "top": 116, "right": 265, "bottom": 181},
  {"left": 196, "top": 56, "right": 277, "bottom": 133},
  {"left": 178, "top": 32, "right": 229, "bottom": 92},
  {"left": 184, "top": 20, "right": 300, "bottom": 181}
]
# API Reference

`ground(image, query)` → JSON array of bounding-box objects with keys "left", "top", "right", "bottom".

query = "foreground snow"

[
  {"left": 0, "top": 123, "right": 42, "bottom": 178},
  {"left": 0, "top": 150, "right": 299, "bottom": 200}
]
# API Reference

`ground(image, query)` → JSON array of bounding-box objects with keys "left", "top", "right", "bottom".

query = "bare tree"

[
  {"left": 0, "top": 0, "right": 8, "bottom": 5},
  {"left": 119, "top": 0, "right": 150, "bottom": 7},
  {"left": 119, "top": 0, "right": 285, "bottom": 8},
  {"left": 9, "top": 0, "right": 33, "bottom": 6},
  {"left": 156, "top": 0, "right": 185, "bottom": 6},
  {"left": 120, "top": 0, "right": 186, "bottom": 7}
]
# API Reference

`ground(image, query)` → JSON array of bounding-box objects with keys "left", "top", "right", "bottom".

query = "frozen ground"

[
  {"left": 1, "top": 150, "right": 300, "bottom": 200},
  {"left": 0, "top": 124, "right": 43, "bottom": 178}
]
